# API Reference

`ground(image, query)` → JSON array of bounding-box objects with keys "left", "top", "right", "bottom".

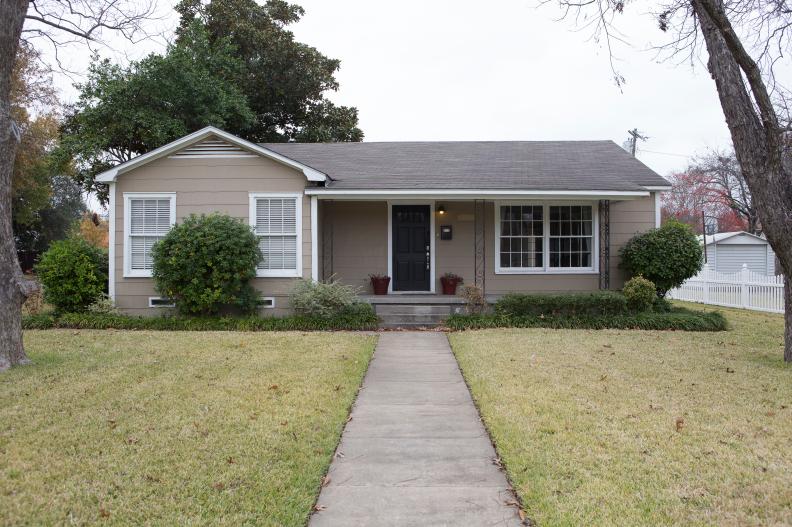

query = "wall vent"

[{"left": 169, "top": 138, "right": 257, "bottom": 158}]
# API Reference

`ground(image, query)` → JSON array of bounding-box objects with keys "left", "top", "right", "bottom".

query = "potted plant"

[
  {"left": 369, "top": 273, "right": 391, "bottom": 295},
  {"left": 440, "top": 272, "right": 463, "bottom": 295}
]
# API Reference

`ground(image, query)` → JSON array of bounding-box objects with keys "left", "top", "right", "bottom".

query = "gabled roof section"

[
  {"left": 95, "top": 127, "right": 327, "bottom": 183},
  {"left": 698, "top": 231, "right": 768, "bottom": 245}
]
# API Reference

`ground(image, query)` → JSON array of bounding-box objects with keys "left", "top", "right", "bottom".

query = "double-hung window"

[
  {"left": 496, "top": 203, "right": 596, "bottom": 273},
  {"left": 249, "top": 193, "right": 302, "bottom": 277},
  {"left": 124, "top": 193, "right": 175, "bottom": 277}
]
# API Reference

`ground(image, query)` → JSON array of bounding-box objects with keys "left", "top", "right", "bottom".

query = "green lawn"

[
  {"left": 0, "top": 330, "right": 375, "bottom": 526},
  {"left": 450, "top": 304, "right": 792, "bottom": 526}
]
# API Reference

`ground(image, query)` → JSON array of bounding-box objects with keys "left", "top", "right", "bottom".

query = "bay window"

[{"left": 496, "top": 202, "right": 597, "bottom": 273}]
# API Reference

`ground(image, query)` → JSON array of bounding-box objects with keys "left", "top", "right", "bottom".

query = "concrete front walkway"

[{"left": 310, "top": 332, "right": 523, "bottom": 527}]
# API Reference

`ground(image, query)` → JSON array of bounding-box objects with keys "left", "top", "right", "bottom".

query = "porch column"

[
  {"left": 311, "top": 195, "right": 318, "bottom": 281},
  {"left": 322, "top": 200, "right": 334, "bottom": 280},
  {"left": 599, "top": 199, "right": 610, "bottom": 290},
  {"left": 474, "top": 199, "right": 486, "bottom": 294}
]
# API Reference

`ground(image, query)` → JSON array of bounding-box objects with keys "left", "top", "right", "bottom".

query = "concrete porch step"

[
  {"left": 375, "top": 304, "right": 453, "bottom": 328},
  {"left": 376, "top": 304, "right": 452, "bottom": 315}
]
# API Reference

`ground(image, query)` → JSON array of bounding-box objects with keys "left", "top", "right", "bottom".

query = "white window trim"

[
  {"left": 123, "top": 193, "right": 176, "bottom": 278},
  {"left": 494, "top": 201, "right": 599, "bottom": 275},
  {"left": 249, "top": 192, "right": 303, "bottom": 278}
]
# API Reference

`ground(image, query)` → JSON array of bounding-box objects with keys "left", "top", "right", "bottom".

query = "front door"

[{"left": 392, "top": 205, "right": 431, "bottom": 291}]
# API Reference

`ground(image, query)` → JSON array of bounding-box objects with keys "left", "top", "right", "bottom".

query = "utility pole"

[{"left": 626, "top": 128, "right": 648, "bottom": 157}]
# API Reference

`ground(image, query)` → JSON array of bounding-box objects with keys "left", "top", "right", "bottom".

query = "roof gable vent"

[{"left": 169, "top": 137, "right": 256, "bottom": 158}]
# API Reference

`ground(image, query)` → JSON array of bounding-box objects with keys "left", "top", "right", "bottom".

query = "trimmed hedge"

[
  {"left": 23, "top": 307, "right": 379, "bottom": 332},
  {"left": 445, "top": 308, "right": 727, "bottom": 332},
  {"left": 494, "top": 292, "right": 629, "bottom": 317}
]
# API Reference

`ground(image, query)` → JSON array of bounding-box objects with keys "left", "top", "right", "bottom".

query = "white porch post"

[
  {"left": 310, "top": 195, "right": 319, "bottom": 281},
  {"left": 108, "top": 182, "right": 116, "bottom": 301}
]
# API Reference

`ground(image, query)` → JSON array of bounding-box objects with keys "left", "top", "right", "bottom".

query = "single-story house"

[
  {"left": 699, "top": 231, "right": 777, "bottom": 275},
  {"left": 97, "top": 126, "right": 671, "bottom": 316}
]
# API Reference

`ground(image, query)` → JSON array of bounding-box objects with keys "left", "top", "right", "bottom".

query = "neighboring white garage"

[{"left": 699, "top": 231, "right": 776, "bottom": 275}]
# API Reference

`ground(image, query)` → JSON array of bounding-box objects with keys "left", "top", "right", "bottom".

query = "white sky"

[{"left": 46, "top": 0, "right": 762, "bottom": 185}]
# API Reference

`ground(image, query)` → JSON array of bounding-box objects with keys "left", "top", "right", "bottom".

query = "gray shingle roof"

[{"left": 259, "top": 140, "right": 670, "bottom": 191}]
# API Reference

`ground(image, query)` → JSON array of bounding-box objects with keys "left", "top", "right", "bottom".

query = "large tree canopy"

[
  {"left": 62, "top": 0, "right": 363, "bottom": 200},
  {"left": 175, "top": 0, "right": 363, "bottom": 143}
]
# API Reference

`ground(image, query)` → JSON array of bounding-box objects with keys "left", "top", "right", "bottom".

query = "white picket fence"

[{"left": 668, "top": 264, "right": 785, "bottom": 313}]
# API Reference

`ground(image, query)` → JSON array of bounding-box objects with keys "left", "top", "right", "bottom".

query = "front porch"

[{"left": 360, "top": 294, "right": 468, "bottom": 328}]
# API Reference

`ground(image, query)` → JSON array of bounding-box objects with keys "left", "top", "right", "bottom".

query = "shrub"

[
  {"left": 151, "top": 213, "right": 261, "bottom": 315},
  {"left": 459, "top": 285, "right": 486, "bottom": 314},
  {"left": 35, "top": 238, "right": 108, "bottom": 312},
  {"left": 446, "top": 308, "right": 727, "bottom": 332},
  {"left": 22, "top": 306, "right": 379, "bottom": 331},
  {"left": 87, "top": 294, "right": 119, "bottom": 315},
  {"left": 620, "top": 220, "right": 702, "bottom": 297},
  {"left": 622, "top": 276, "right": 657, "bottom": 312},
  {"left": 495, "top": 291, "right": 628, "bottom": 317},
  {"left": 290, "top": 278, "right": 363, "bottom": 318}
]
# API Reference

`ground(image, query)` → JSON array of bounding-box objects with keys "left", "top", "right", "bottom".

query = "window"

[
  {"left": 250, "top": 193, "right": 302, "bottom": 277},
  {"left": 499, "top": 205, "right": 543, "bottom": 270},
  {"left": 549, "top": 205, "right": 593, "bottom": 268},
  {"left": 496, "top": 203, "right": 596, "bottom": 273},
  {"left": 124, "top": 193, "right": 175, "bottom": 277}
]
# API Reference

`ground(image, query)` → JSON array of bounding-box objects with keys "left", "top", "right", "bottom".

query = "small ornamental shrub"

[
  {"left": 620, "top": 220, "right": 702, "bottom": 297},
  {"left": 622, "top": 276, "right": 657, "bottom": 312},
  {"left": 495, "top": 291, "right": 628, "bottom": 317},
  {"left": 151, "top": 213, "right": 261, "bottom": 315},
  {"left": 290, "top": 278, "right": 363, "bottom": 318},
  {"left": 87, "top": 294, "right": 120, "bottom": 315},
  {"left": 35, "top": 237, "right": 108, "bottom": 312}
]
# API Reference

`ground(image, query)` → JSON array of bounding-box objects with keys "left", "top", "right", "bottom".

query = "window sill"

[
  {"left": 495, "top": 269, "right": 599, "bottom": 275},
  {"left": 123, "top": 271, "right": 153, "bottom": 278},
  {"left": 255, "top": 271, "right": 302, "bottom": 278}
]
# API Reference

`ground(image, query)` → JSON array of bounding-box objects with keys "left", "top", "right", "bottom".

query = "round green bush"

[
  {"left": 622, "top": 275, "right": 657, "bottom": 312},
  {"left": 619, "top": 220, "right": 702, "bottom": 297},
  {"left": 151, "top": 213, "right": 261, "bottom": 315},
  {"left": 35, "top": 237, "right": 108, "bottom": 312}
]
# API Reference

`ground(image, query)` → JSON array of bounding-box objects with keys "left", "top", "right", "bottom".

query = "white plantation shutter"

[
  {"left": 127, "top": 196, "right": 174, "bottom": 272},
  {"left": 254, "top": 197, "right": 299, "bottom": 272}
]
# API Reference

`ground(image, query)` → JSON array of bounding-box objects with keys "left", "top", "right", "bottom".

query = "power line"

[{"left": 636, "top": 148, "right": 690, "bottom": 158}]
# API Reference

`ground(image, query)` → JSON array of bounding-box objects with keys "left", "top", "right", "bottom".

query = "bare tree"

[
  {"left": 0, "top": 0, "right": 159, "bottom": 372},
  {"left": 546, "top": 0, "right": 792, "bottom": 361},
  {"left": 691, "top": 149, "right": 759, "bottom": 234}
]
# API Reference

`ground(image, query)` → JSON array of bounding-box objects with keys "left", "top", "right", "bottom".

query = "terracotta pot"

[
  {"left": 440, "top": 277, "right": 461, "bottom": 295},
  {"left": 371, "top": 277, "right": 390, "bottom": 295}
]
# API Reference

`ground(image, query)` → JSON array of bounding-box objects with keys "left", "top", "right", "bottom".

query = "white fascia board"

[
  {"left": 643, "top": 185, "right": 672, "bottom": 191},
  {"left": 304, "top": 189, "right": 650, "bottom": 200},
  {"left": 95, "top": 126, "right": 327, "bottom": 183}
]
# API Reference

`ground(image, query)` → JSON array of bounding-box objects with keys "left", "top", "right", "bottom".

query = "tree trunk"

[
  {"left": 786, "top": 276, "right": 792, "bottom": 363},
  {"left": 0, "top": 0, "right": 33, "bottom": 372},
  {"left": 693, "top": 0, "right": 792, "bottom": 361}
]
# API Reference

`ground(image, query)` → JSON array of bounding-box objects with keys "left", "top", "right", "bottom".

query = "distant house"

[
  {"left": 699, "top": 231, "right": 776, "bottom": 275},
  {"left": 96, "top": 127, "right": 671, "bottom": 316}
]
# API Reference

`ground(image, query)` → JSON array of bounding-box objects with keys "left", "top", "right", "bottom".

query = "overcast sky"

[{"left": 49, "top": 0, "right": 762, "bottom": 180}]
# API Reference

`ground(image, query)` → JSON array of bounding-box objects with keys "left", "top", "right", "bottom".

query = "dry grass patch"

[
  {"left": 450, "top": 304, "right": 792, "bottom": 526},
  {"left": 0, "top": 330, "right": 375, "bottom": 526}
]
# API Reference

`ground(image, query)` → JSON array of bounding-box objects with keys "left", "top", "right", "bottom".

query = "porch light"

[{"left": 437, "top": 205, "right": 446, "bottom": 215}]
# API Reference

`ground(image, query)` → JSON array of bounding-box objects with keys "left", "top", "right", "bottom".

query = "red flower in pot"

[
  {"left": 369, "top": 273, "right": 391, "bottom": 295},
  {"left": 440, "top": 273, "right": 463, "bottom": 295}
]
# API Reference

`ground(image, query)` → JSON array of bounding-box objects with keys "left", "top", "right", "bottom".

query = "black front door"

[{"left": 392, "top": 205, "right": 431, "bottom": 291}]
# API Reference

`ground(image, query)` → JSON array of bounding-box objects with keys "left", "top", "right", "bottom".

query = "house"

[
  {"left": 699, "top": 231, "right": 777, "bottom": 275},
  {"left": 97, "top": 126, "right": 671, "bottom": 316}
]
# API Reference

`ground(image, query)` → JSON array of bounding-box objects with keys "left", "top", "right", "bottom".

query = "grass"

[
  {"left": 450, "top": 303, "right": 792, "bottom": 526},
  {"left": 0, "top": 330, "right": 375, "bottom": 526}
]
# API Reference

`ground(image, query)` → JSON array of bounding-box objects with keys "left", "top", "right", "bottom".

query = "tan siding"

[
  {"left": 434, "top": 201, "right": 476, "bottom": 291},
  {"left": 325, "top": 201, "right": 388, "bottom": 291},
  {"left": 609, "top": 195, "right": 655, "bottom": 287},
  {"left": 113, "top": 153, "right": 312, "bottom": 316}
]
